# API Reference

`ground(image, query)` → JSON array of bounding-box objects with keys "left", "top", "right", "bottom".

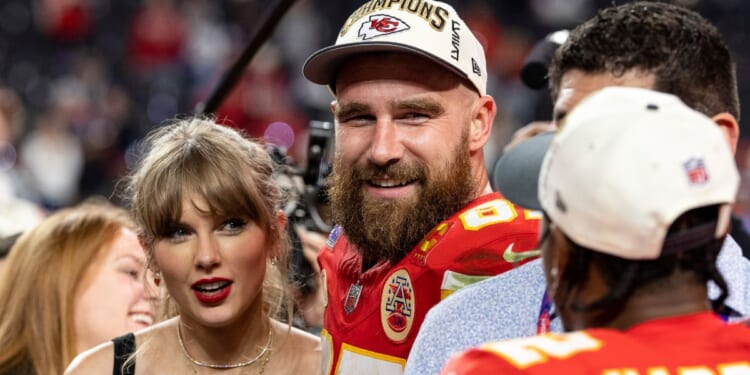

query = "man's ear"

[
  {"left": 330, "top": 100, "right": 338, "bottom": 116},
  {"left": 468, "top": 95, "right": 496, "bottom": 152},
  {"left": 711, "top": 112, "right": 739, "bottom": 155}
]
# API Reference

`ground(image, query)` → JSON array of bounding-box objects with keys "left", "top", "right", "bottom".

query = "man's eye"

[
  {"left": 341, "top": 115, "right": 375, "bottom": 124},
  {"left": 398, "top": 112, "right": 431, "bottom": 124},
  {"left": 403, "top": 112, "right": 429, "bottom": 119}
]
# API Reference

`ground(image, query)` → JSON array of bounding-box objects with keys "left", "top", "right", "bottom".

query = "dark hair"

[
  {"left": 548, "top": 1, "right": 739, "bottom": 120},
  {"left": 559, "top": 205, "right": 729, "bottom": 315}
]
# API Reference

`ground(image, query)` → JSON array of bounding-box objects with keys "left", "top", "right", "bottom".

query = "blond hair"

[
  {"left": 0, "top": 198, "right": 136, "bottom": 375},
  {"left": 123, "top": 116, "right": 292, "bottom": 321}
]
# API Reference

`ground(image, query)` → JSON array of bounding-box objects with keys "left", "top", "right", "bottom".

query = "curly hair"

[
  {"left": 559, "top": 205, "right": 729, "bottom": 318},
  {"left": 548, "top": 1, "right": 739, "bottom": 120}
]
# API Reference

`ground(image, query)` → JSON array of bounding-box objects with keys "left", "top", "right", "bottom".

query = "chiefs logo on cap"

[{"left": 358, "top": 14, "right": 410, "bottom": 40}]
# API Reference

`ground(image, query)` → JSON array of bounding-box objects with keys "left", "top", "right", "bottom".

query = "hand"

[
  {"left": 294, "top": 225, "right": 328, "bottom": 329},
  {"left": 295, "top": 225, "right": 327, "bottom": 274}
]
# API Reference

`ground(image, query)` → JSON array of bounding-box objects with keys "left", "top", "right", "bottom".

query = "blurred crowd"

[{"left": 1, "top": 0, "right": 750, "bottom": 214}]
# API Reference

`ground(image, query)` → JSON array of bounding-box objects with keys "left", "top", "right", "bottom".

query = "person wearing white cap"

[
  {"left": 441, "top": 86, "right": 750, "bottom": 374},
  {"left": 302, "top": 1, "right": 541, "bottom": 373},
  {"left": 407, "top": 3, "right": 750, "bottom": 374}
]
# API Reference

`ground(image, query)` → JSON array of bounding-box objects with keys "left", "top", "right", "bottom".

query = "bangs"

[{"left": 139, "top": 142, "right": 271, "bottom": 239}]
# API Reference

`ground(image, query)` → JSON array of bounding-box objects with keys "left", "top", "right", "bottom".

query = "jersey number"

[{"left": 459, "top": 200, "right": 519, "bottom": 231}]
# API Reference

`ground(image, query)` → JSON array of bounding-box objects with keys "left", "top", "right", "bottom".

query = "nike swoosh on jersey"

[{"left": 502, "top": 243, "right": 541, "bottom": 263}]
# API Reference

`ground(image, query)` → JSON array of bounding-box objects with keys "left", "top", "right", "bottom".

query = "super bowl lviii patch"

[
  {"left": 326, "top": 225, "right": 343, "bottom": 249},
  {"left": 381, "top": 269, "right": 415, "bottom": 343}
]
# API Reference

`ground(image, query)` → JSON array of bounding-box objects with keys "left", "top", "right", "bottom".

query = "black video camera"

[
  {"left": 270, "top": 120, "right": 333, "bottom": 234},
  {"left": 268, "top": 120, "right": 334, "bottom": 307}
]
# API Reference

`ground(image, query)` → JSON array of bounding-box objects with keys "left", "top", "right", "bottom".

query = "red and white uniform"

[
  {"left": 441, "top": 312, "right": 750, "bottom": 375},
  {"left": 319, "top": 192, "right": 540, "bottom": 374}
]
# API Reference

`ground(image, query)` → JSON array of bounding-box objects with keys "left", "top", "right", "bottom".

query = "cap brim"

[
  {"left": 493, "top": 132, "right": 555, "bottom": 211},
  {"left": 303, "top": 42, "right": 471, "bottom": 90}
]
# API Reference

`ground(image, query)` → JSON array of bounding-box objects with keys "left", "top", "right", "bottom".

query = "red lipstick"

[{"left": 191, "top": 277, "right": 233, "bottom": 305}]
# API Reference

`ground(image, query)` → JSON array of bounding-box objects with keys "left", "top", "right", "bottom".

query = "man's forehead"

[
  {"left": 552, "top": 70, "right": 656, "bottom": 125},
  {"left": 334, "top": 52, "right": 463, "bottom": 93}
]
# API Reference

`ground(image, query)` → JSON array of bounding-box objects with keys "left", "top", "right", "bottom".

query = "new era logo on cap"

[
  {"left": 358, "top": 14, "right": 410, "bottom": 40},
  {"left": 471, "top": 58, "right": 481, "bottom": 76}
]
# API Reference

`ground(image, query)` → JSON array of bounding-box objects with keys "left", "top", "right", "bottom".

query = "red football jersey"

[
  {"left": 441, "top": 312, "right": 750, "bottom": 375},
  {"left": 318, "top": 192, "right": 540, "bottom": 374}
]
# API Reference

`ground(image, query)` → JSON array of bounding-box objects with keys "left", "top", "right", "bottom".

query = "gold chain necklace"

[
  {"left": 257, "top": 349, "right": 271, "bottom": 375},
  {"left": 177, "top": 321, "right": 273, "bottom": 370}
]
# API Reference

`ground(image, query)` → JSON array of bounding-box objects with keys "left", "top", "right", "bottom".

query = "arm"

[{"left": 405, "top": 301, "right": 464, "bottom": 375}]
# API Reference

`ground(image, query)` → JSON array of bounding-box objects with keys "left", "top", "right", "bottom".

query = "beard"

[{"left": 327, "top": 133, "right": 475, "bottom": 267}]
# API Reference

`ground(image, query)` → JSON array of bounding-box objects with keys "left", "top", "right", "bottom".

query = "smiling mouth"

[
  {"left": 368, "top": 178, "right": 415, "bottom": 188},
  {"left": 129, "top": 312, "right": 154, "bottom": 326}
]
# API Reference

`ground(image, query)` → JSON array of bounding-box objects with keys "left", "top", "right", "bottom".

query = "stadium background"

[{"left": 1, "top": 0, "right": 750, "bottom": 229}]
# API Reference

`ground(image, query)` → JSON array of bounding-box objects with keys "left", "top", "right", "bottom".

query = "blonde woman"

[
  {"left": 66, "top": 118, "right": 321, "bottom": 374},
  {"left": 0, "top": 199, "right": 157, "bottom": 375}
]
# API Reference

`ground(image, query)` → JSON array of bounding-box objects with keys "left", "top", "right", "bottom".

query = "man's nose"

[{"left": 368, "top": 120, "right": 404, "bottom": 166}]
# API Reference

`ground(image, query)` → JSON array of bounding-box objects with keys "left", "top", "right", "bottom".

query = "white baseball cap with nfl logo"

[
  {"left": 496, "top": 86, "right": 739, "bottom": 260},
  {"left": 303, "top": 0, "right": 487, "bottom": 95}
]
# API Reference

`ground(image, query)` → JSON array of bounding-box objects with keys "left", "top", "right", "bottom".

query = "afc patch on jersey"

[{"left": 381, "top": 268, "right": 415, "bottom": 343}]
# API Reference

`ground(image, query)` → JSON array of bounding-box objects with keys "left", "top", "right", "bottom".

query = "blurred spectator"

[
  {"left": 0, "top": 86, "right": 45, "bottom": 246},
  {"left": 34, "top": 0, "right": 94, "bottom": 42},
  {"left": 216, "top": 43, "right": 308, "bottom": 158},
  {"left": 19, "top": 107, "right": 84, "bottom": 209},
  {"left": 126, "top": 0, "right": 185, "bottom": 72},
  {"left": 0, "top": 198, "right": 157, "bottom": 375},
  {"left": 182, "top": 0, "right": 231, "bottom": 98}
]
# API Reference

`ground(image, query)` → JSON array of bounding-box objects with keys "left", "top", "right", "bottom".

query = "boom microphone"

[{"left": 195, "top": 0, "right": 297, "bottom": 115}]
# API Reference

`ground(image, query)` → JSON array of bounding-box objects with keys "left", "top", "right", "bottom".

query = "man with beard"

[
  {"left": 302, "top": 0, "right": 540, "bottom": 373},
  {"left": 405, "top": 3, "right": 750, "bottom": 375}
]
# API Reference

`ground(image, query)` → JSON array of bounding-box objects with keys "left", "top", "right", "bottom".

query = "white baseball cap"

[
  {"left": 498, "top": 86, "right": 739, "bottom": 260},
  {"left": 303, "top": 0, "right": 487, "bottom": 95}
]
